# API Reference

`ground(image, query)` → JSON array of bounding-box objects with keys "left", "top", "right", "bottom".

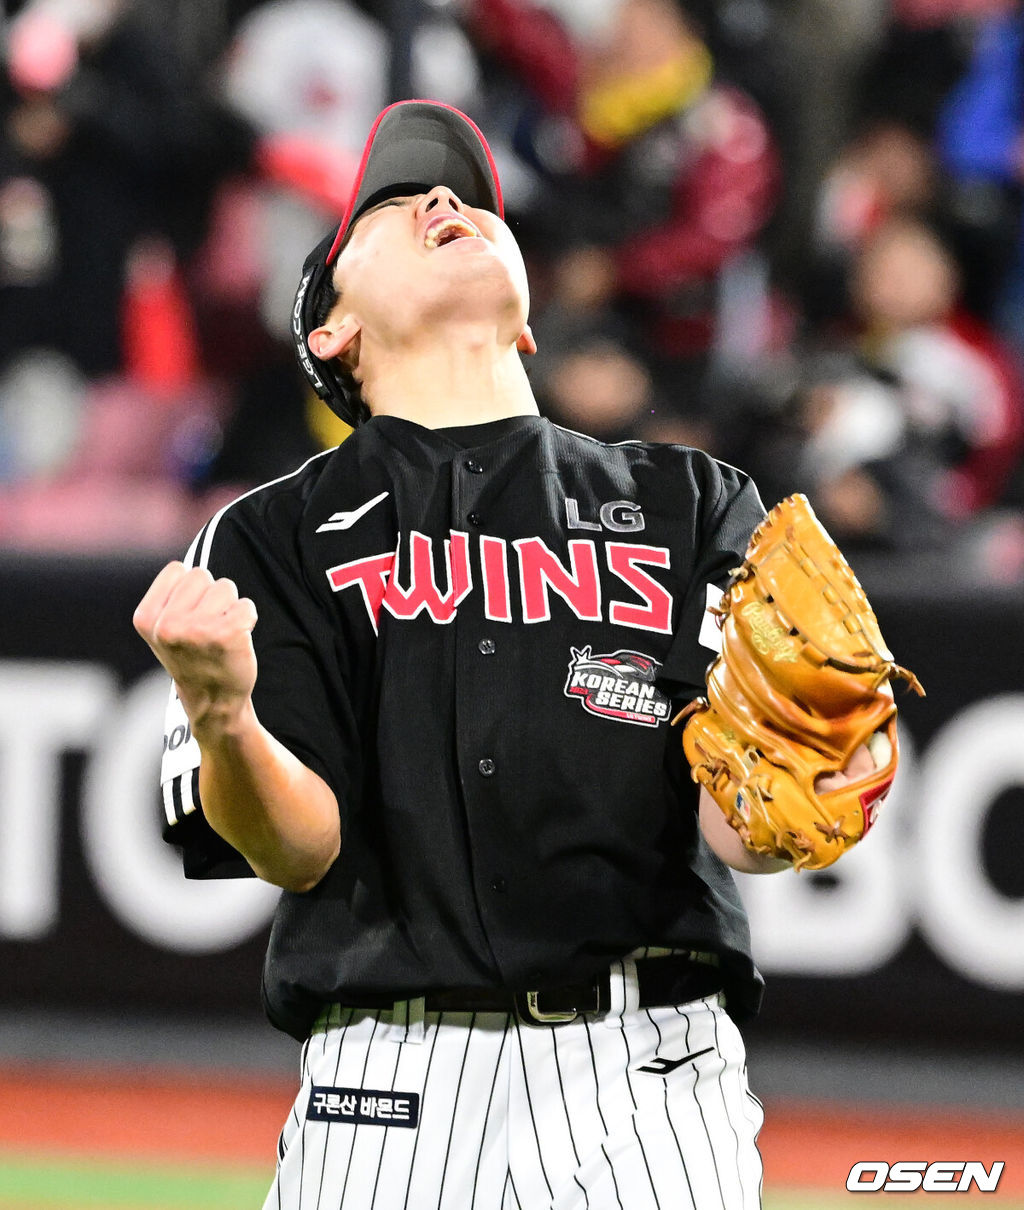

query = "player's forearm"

[
  {"left": 698, "top": 789, "right": 790, "bottom": 874},
  {"left": 195, "top": 702, "right": 341, "bottom": 892}
]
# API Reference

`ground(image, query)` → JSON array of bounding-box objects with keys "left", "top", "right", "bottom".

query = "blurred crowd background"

[
  {"left": 2, "top": 12, "right": 1023, "bottom": 1202},
  {"left": 3, "top": 0, "right": 1024, "bottom": 585}
]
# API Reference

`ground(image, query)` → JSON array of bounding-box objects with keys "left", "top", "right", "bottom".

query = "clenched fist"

[{"left": 133, "top": 561, "right": 259, "bottom": 737}]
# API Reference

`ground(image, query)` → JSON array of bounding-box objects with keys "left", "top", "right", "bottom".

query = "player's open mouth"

[{"left": 423, "top": 215, "right": 482, "bottom": 249}]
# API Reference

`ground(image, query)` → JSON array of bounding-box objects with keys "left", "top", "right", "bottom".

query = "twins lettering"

[{"left": 326, "top": 532, "right": 674, "bottom": 634}]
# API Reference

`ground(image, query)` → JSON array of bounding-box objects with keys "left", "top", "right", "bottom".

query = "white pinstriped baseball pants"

[{"left": 264, "top": 974, "right": 764, "bottom": 1210}]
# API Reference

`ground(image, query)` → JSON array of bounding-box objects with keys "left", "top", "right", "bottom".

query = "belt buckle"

[
  {"left": 522, "top": 991, "right": 578, "bottom": 1024},
  {"left": 519, "top": 980, "right": 602, "bottom": 1025}
]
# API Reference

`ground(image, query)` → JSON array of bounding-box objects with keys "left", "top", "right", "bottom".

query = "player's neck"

[{"left": 361, "top": 330, "right": 539, "bottom": 429}]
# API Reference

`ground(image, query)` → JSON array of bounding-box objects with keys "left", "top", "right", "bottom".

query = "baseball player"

[{"left": 134, "top": 100, "right": 882, "bottom": 1209}]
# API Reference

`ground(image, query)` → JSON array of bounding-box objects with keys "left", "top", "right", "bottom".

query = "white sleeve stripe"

[
  {"left": 183, "top": 526, "right": 204, "bottom": 571},
  {"left": 160, "top": 771, "right": 200, "bottom": 829},
  {"left": 162, "top": 780, "right": 177, "bottom": 827},
  {"left": 179, "top": 768, "right": 195, "bottom": 818},
  {"left": 192, "top": 448, "right": 335, "bottom": 572}
]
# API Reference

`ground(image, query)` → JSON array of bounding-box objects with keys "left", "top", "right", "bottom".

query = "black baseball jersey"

[{"left": 159, "top": 414, "right": 767, "bottom": 1041}]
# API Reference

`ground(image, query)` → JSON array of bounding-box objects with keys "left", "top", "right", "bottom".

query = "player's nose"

[{"left": 416, "top": 186, "right": 465, "bottom": 219}]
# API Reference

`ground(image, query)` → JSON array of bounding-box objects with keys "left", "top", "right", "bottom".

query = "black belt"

[{"left": 387, "top": 952, "right": 722, "bottom": 1025}]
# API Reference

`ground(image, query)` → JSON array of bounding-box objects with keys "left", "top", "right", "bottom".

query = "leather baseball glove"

[{"left": 678, "top": 493, "right": 924, "bottom": 871}]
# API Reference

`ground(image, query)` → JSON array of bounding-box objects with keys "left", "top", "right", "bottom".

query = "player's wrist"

[{"left": 188, "top": 693, "right": 259, "bottom": 749}]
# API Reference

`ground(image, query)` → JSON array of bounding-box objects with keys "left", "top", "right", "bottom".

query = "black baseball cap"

[{"left": 292, "top": 99, "right": 505, "bottom": 426}]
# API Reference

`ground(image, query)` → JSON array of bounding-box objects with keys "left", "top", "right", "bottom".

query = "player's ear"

[
  {"left": 308, "top": 315, "right": 361, "bottom": 364},
  {"left": 516, "top": 325, "right": 537, "bottom": 356}
]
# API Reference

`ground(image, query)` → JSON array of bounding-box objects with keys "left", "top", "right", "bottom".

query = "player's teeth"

[{"left": 425, "top": 221, "right": 474, "bottom": 249}]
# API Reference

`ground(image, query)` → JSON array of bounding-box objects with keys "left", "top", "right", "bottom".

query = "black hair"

[{"left": 310, "top": 266, "right": 370, "bottom": 424}]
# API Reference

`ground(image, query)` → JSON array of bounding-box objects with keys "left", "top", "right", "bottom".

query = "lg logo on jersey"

[
  {"left": 847, "top": 1161, "right": 1003, "bottom": 1193},
  {"left": 565, "top": 497, "right": 644, "bottom": 533},
  {"left": 326, "top": 531, "right": 674, "bottom": 635}
]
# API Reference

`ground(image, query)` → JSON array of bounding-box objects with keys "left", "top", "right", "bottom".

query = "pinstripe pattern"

[
  {"left": 470, "top": 1018, "right": 511, "bottom": 1207},
  {"left": 617, "top": 1007, "right": 661, "bottom": 1208},
  {"left": 581, "top": 1018, "right": 626, "bottom": 1210},
  {"left": 644, "top": 1007, "right": 696, "bottom": 1208},
  {"left": 437, "top": 1014, "right": 479, "bottom": 1200},
  {"left": 549, "top": 1030, "right": 589, "bottom": 1208},
  {"left": 366, "top": 1019, "right": 405, "bottom": 1208},
  {"left": 263, "top": 987, "right": 763, "bottom": 1210},
  {"left": 334, "top": 1011, "right": 383, "bottom": 1209},
  {"left": 505, "top": 1168, "right": 523, "bottom": 1210},
  {"left": 512, "top": 1018, "right": 554, "bottom": 1203},
  {"left": 711, "top": 1007, "right": 744, "bottom": 1198},
  {"left": 680, "top": 1003, "right": 727, "bottom": 1210},
  {"left": 399, "top": 1010, "right": 444, "bottom": 1209}
]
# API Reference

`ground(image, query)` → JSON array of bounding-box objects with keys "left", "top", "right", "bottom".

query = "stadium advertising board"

[{"left": 0, "top": 554, "right": 1021, "bottom": 1047}]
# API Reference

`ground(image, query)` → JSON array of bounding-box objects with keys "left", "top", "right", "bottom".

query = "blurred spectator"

[
  {"left": 523, "top": 241, "right": 656, "bottom": 441},
  {"left": 0, "top": 0, "right": 253, "bottom": 376},
  {"left": 0, "top": 0, "right": 254, "bottom": 549},
  {"left": 0, "top": 375, "right": 227, "bottom": 550},
  {"left": 202, "top": 0, "right": 487, "bottom": 486},
  {"left": 853, "top": 8, "right": 968, "bottom": 139},
  {"left": 2, "top": 0, "right": 1023, "bottom": 573},
  {"left": 852, "top": 215, "right": 1024, "bottom": 518},
  {"left": 463, "top": 0, "right": 779, "bottom": 426},
  {"left": 815, "top": 119, "right": 938, "bottom": 262},
  {"left": 0, "top": 348, "right": 85, "bottom": 482},
  {"left": 742, "top": 214, "right": 1024, "bottom": 552},
  {"left": 892, "top": 0, "right": 1019, "bottom": 26},
  {"left": 935, "top": 4, "right": 1024, "bottom": 350},
  {"left": 219, "top": 0, "right": 484, "bottom": 345},
  {"left": 802, "top": 117, "right": 940, "bottom": 330},
  {"left": 198, "top": 0, "right": 392, "bottom": 481},
  {"left": 221, "top": 0, "right": 389, "bottom": 163}
]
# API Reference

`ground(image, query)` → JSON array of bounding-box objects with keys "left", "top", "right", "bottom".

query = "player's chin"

[
  {"left": 424, "top": 261, "right": 527, "bottom": 318},
  {"left": 436, "top": 236, "right": 525, "bottom": 281},
  {"left": 430, "top": 241, "right": 512, "bottom": 279}
]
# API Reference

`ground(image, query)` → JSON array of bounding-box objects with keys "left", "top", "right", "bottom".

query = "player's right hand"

[{"left": 133, "top": 561, "right": 259, "bottom": 737}]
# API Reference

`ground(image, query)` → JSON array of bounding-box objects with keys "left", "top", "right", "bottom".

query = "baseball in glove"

[{"left": 678, "top": 493, "right": 924, "bottom": 871}]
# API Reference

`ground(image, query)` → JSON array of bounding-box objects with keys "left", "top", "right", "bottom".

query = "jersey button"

[
  {"left": 468, "top": 512, "right": 483, "bottom": 527},
  {"left": 465, "top": 459, "right": 484, "bottom": 474},
  {"left": 478, "top": 638, "right": 495, "bottom": 655},
  {"left": 478, "top": 757, "right": 496, "bottom": 777},
  {"left": 490, "top": 877, "right": 506, "bottom": 893}
]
